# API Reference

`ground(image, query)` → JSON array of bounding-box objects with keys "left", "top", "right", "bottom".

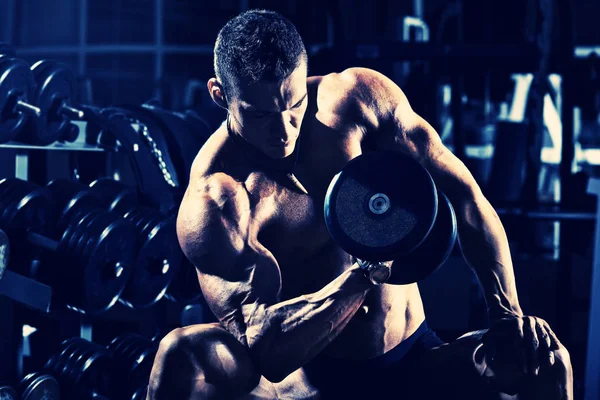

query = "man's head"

[{"left": 209, "top": 10, "right": 308, "bottom": 159}]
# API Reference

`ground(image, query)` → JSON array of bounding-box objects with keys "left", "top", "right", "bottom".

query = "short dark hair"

[{"left": 214, "top": 9, "right": 307, "bottom": 98}]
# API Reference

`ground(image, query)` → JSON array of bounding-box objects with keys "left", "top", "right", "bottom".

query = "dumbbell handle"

[
  {"left": 59, "top": 104, "right": 85, "bottom": 120},
  {"left": 27, "top": 231, "right": 58, "bottom": 252},
  {"left": 15, "top": 100, "right": 42, "bottom": 118},
  {"left": 26, "top": 231, "right": 125, "bottom": 279}
]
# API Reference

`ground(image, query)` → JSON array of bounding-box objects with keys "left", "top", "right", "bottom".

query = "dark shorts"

[{"left": 304, "top": 322, "right": 499, "bottom": 400}]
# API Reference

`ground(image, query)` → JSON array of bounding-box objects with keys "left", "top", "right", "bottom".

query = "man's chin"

[{"left": 263, "top": 144, "right": 293, "bottom": 159}]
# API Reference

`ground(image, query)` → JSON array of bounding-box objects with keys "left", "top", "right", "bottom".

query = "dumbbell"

[
  {"left": 48, "top": 178, "right": 181, "bottom": 309},
  {"left": 44, "top": 338, "right": 112, "bottom": 400},
  {"left": 20, "top": 60, "right": 83, "bottom": 145},
  {"left": 18, "top": 372, "right": 60, "bottom": 400},
  {"left": 324, "top": 151, "right": 458, "bottom": 284},
  {"left": 90, "top": 178, "right": 190, "bottom": 308},
  {"left": 0, "top": 56, "right": 42, "bottom": 143},
  {"left": 0, "top": 385, "right": 18, "bottom": 400},
  {"left": 107, "top": 333, "right": 157, "bottom": 400},
  {"left": 0, "top": 178, "right": 136, "bottom": 315}
]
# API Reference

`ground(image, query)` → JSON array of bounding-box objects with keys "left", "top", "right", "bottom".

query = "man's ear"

[{"left": 207, "top": 78, "right": 228, "bottom": 110}]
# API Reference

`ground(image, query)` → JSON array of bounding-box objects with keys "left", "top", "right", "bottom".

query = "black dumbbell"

[
  {"left": 0, "top": 56, "right": 42, "bottom": 143},
  {"left": 324, "top": 151, "right": 458, "bottom": 284},
  {"left": 108, "top": 333, "right": 157, "bottom": 400},
  {"left": 45, "top": 338, "right": 113, "bottom": 400},
  {"left": 18, "top": 372, "right": 60, "bottom": 400},
  {"left": 0, "top": 385, "right": 18, "bottom": 400},
  {"left": 88, "top": 178, "right": 202, "bottom": 303},
  {"left": 0, "top": 178, "right": 136, "bottom": 315},
  {"left": 20, "top": 60, "right": 83, "bottom": 145},
  {"left": 89, "top": 178, "right": 185, "bottom": 307}
]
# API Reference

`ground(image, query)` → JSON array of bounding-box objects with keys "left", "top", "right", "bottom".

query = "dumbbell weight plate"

[
  {"left": 78, "top": 214, "right": 136, "bottom": 315},
  {"left": 324, "top": 151, "right": 438, "bottom": 263},
  {"left": 117, "top": 105, "right": 180, "bottom": 188},
  {"left": 120, "top": 212, "right": 181, "bottom": 309},
  {"left": 46, "top": 179, "right": 102, "bottom": 238},
  {"left": 0, "top": 386, "right": 18, "bottom": 400},
  {"left": 54, "top": 211, "right": 120, "bottom": 314},
  {"left": 89, "top": 178, "right": 139, "bottom": 215},
  {"left": 0, "top": 58, "right": 36, "bottom": 143},
  {"left": 131, "top": 384, "right": 148, "bottom": 400},
  {"left": 22, "top": 60, "right": 78, "bottom": 145},
  {"left": 390, "top": 190, "right": 457, "bottom": 284},
  {"left": 141, "top": 104, "right": 205, "bottom": 185},
  {"left": 19, "top": 373, "right": 60, "bottom": 400},
  {"left": 0, "top": 179, "right": 52, "bottom": 275}
]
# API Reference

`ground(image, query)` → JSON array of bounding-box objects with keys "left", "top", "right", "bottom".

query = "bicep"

[
  {"left": 176, "top": 185, "right": 282, "bottom": 346},
  {"left": 195, "top": 245, "right": 282, "bottom": 347}
]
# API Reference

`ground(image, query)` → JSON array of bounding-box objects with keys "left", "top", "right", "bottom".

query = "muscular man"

[{"left": 148, "top": 10, "right": 572, "bottom": 399}]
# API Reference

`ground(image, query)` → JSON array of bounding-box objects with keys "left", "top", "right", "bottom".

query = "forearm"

[
  {"left": 456, "top": 191, "right": 523, "bottom": 320},
  {"left": 243, "top": 264, "right": 372, "bottom": 381}
]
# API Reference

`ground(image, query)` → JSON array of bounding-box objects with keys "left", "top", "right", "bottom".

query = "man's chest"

[{"left": 245, "top": 118, "right": 362, "bottom": 268}]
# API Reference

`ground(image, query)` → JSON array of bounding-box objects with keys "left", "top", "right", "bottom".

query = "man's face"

[{"left": 227, "top": 61, "right": 308, "bottom": 159}]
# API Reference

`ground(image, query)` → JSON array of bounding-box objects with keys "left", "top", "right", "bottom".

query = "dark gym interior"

[{"left": 0, "top": 0, "right": 599, "bottom": 399}]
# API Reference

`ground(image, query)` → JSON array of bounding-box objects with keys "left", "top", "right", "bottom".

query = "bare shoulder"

[
  {"left": 311, "top": 68, "right": 410, "bottom": 130},
  {"left": 176, "top": 170, "right": 252, "bottom": 273}
]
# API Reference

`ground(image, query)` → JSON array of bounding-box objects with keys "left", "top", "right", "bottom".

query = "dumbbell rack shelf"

[
  {"left": 0, "top": 119, "right": 128, "bottom": 384},
  {"left": 0, "top": 269, "right": 52, "bottom": 312},
  {"left": 0, "top": 121, "right": 113, "bottom": 152}
]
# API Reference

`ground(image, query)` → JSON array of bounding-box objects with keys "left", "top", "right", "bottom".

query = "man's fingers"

[
  {"left": 523, "top": 317, "right": 540, "bottom": 375},
  {"left": 544, "top": 322, "right": 562, "bottom": 350},
  {"left": 535, "top": 321, "right": 553, "bottom": 370}
]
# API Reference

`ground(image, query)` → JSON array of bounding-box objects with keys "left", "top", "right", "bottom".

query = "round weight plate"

[
  {"left": 20, "top": 373, "right": 60, "bottom": 400},
  {"left": 0, "top": 58, "right": 35, "bottom": 143},
  {"left": 80, "top": 215, "right": 136, "bottom": 315},
  {"left": 22, "top": 61, "right": 77, "bottom": 145},
  {"left": 0, "top": 180, "right": 51, "bottom": 274},
  {"left": 89, "top": 178, "right": 138, "bottom": 215},
  {"left": 46, "top": 179, "right": 100, "bottom": 237},
  {"left": 324, "top": 151, "right": 438, "bottom": 262},
  {"left": 122, "top": 216, "right": 180, "bottom": 308},
  {"left": 18, "top": 372, "right": 40, "bottom": 394},
  {"left": 389, "top": 191, "right": 458, "bottom": 284},
  {"left": 0, "top": 386, "right": 18, "bottom": 400},
  {"left": 131, "top": 384, "right": 148, "bottom": 400},
  {"left": 78, "top": 345, "right": 112, "bottom": 398}
]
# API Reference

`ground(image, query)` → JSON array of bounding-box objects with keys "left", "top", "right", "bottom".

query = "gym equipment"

[
  {"left": 83, "top": 105, "right": 182, "bottom": 212},
  {"left": 88, "top": 178, "right": 182, "bottom": 308},
  {"left": 0, "top": 385, "right": 18, "bottom": 400},
  {"left": 21, "top": 60, "right": 83, "bottom": 145},
  {"left": 107, "top": 333, "right": 157, "bottom": 400},
  {"left": 139, "top": 103, "right": 211, "bottom": 185},
  {"left": 0, "top": 57, "right": 42, "bottom": 143},
  {"left": 44, "top": 338, "right": 112, "bottom": 400},
  {"left": 18, "top": 372, "right": 60, "bottom": 400},
  {"left": 88, "top": 178, "right": 201, "bottom": 302},
  {"left": 0, "top": 178, "right": 136, "bottom": 315},
  {"left": 324, "top": 151, "right": 457, "bottom": 284}
]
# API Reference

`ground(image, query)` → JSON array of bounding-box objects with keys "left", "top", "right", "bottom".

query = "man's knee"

[{"left": 149, "top": 324, "right": 261, "bottom": 399}]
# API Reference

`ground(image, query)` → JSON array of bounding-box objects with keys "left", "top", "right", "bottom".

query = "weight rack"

[{"left": 0, "top": 119, "right": 179, "bottom": 386}]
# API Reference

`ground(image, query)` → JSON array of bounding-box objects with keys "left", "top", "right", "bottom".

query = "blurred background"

[{"left": 0, "top": 0, "right": 599, "bottom": 399}]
